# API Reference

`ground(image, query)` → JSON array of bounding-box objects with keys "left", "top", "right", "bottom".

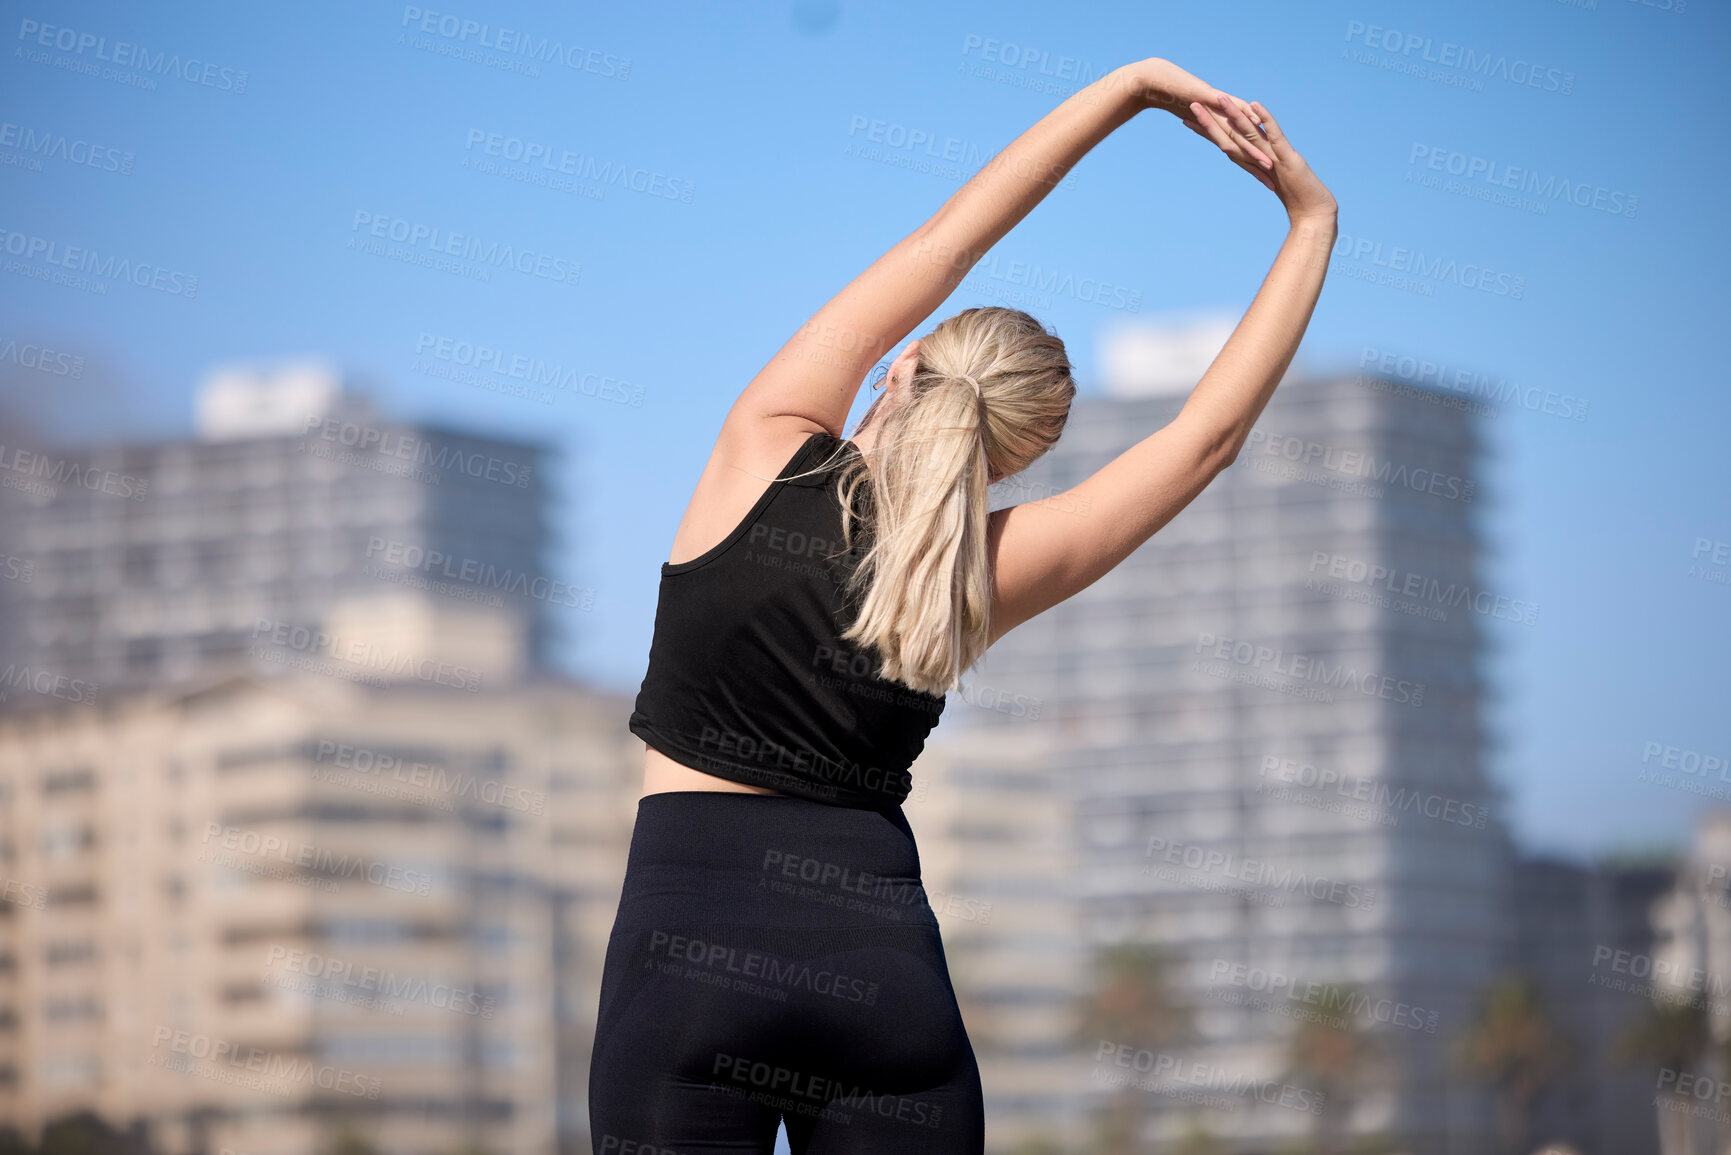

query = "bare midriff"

[{"left": 640, "top": 744, "right": 787, "bottom": 798}]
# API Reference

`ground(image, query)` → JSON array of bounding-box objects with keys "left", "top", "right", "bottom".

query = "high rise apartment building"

[
  {"left": 0, "top": 362, "right": 558, "bottom": 699},
  {"left": 945, "top": 320, "right": 1512, "bottom": 1152},
  {"left": 1511, "top": 854, "right": 1670, "bottom": 1155}
]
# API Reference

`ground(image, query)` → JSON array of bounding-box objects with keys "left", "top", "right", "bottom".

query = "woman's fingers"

[
  {"left": 1238, "top": 149, "right": 1278, "bottom": 191},
  {"left": 1214, "top": 93, "right": 1273, "bottom": 168},
  {"left": 1175, "top": 88, "right": 1224, "bottom": 131},
  {"left": 1249, "top": 101, "right": 1294, "bottom": 162},
  {"left": 1190, "top": 103, "right": 1278, "bottom": 191},
  {"left": 1189, "top": 100, "right": 1249, "bottom": 163},
  {"left": 1192, "top": 101, "right": 1263, "bottom": 168},
  {"left": 1189, "top": 100, "right": 1279, "bottom": 192}
]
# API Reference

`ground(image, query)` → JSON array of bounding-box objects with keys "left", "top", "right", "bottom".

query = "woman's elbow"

[{"left": 1201, "top": 429, "right": 1247, "bottom": 476}]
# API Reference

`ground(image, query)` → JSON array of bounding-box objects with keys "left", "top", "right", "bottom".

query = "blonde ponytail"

[{"left": 829, "top": 306, "right": 1075, "bottom": 696}]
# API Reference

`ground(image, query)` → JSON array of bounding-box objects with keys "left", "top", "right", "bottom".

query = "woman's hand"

[
  {"left": 1129, "top": 58, "right": 1274, "bottom": 168},
  {"left": 1187, "top": 94, "right": 1338, "bottom": 225}
]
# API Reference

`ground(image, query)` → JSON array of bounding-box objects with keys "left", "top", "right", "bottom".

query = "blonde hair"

[{"left": 812, "top": 306, "right": 1075, "bottom": 695}]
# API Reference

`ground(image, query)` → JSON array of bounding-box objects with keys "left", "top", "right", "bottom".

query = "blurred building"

[
  {"left": 0, "top": 362, "right": 646, "bottom": 1155},
  {"left": 906, "top": 723, "right": 1091, "bottom": 1152},
  {"left": 1648, "top": 814, "right": 1731, "bottom": 1155},
  {"left": 0, "top": 361, "right": 560, "bottom": 699},
  {"left": 0, "top": 671, "right": 641, "bottom": 1155},
  {"left": 945, "top": 317, "right": 1513, "bottom": 1153},
  {"left": 1511, "top": 854, "right": 1671, "bottom": 1155}
]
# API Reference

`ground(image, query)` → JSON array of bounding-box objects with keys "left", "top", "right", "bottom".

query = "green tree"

[
  {"left": 1615, "top": 996, "right": 1711, "bottom": 1155},
  {"left": 1455, "top": 974, "right": 1568, "bottom": 1155},
  {"left": 36, "top": 1113, "right": 147, "bottom": 1155},
  {"left": 1171, "top": 1122, "right": 1226, "bottom": 1154},
  {"left": 1074, "top": 941, "right": 1193, "bottom": 1155},
  {"left": 0, "top": 1112, "right": 153, "bottom": 1155},
  {"left": 1283, "top": 984, "right": 1380, "bottom": 1155},
  {"left": 321, "top": 1125, "right": 379, "bottom": 1155}
]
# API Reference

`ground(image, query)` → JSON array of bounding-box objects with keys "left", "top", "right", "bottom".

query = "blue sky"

[{"left": 3, "top": 0, "right": 1727, "bottom": 862}]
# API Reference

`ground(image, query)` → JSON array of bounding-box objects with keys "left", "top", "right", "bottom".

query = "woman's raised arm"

[
  {"left": 986, "top": 99, "right": 1339, "bottom": 646},
  {"left": 724, "top": 58, "right": 1261, "bottom": 441}
]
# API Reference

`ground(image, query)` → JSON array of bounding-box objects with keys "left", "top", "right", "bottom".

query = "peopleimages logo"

[
  {"left": 0, "top": 227, "right": 199, "bottom": 296},
  {"left": 1329, "top": 232, "right": 1526, "bottom": 299},
  {"left": 646, "top": 930, "right": 880, "bottom": 1005},
  {"left": 1208, "top": 960, "right": 1440, "bottom": 1033},
  {"left": 1257, "top": 754, "right": 1490, "bottom": 830},
  {"left": 1194, "top": 632, "right": 1426, "bottom": 707},
  {"left": 299, "top": 414, "right": 535, "bottom": 488},
  {"left": 0, "top": 442, "right": 150, "bottom": 501},
  {"left": 312, "top": 739, "right": 546, "bottom": 815},
  {"left": 1, "top": 878, "right": 47, "bottom": 909},
  {"left": 1658, "top": 1067, "right": 1731, "bottom": 1108},
  {"left": 1590, "top": 944, "right": 1731, "bottom": 1009},
  {"left": 199, "top": 823, "right": 434, "bottom": 895},
  {"left": 0, "top": 120, "right": 134, "bottom": 174},
  {"left": 397, "top": 6, "right": 631, "bottom": 79},
  {"left": 1092, "top": 1041, "right": 1326, "bottom": 1114},
  {"left": 1306, "top": 551, "right": 1538, "bottom": 627},
  {"left": 0, "top": 662, "right": 98, "bottom": 706},
  {"left": 461, "top": 129, "right": 692, "bottom": 202},
  {"left": 250, "top": 618, "right": 484, "bottom": 691},
  {"left": 1357, "top": 346, "right": 1590, "bottom": 422},
  {"left": 0, "top": 339, "right": 86, "bottom": 377},
  {"left": 412, "top": 330, "right": 645, "bottom": 407},
  {"left": 262, "top": 945, "right": 494, "bottom": 1018},
  {"left": 1342, "top": 21, "right": 1575, "bottom": 94},
  {"left": 363, "top": 536, "right": 592, "bottom": 610},
  {"left": 1144, "top": 834, "right": 1377, "bottom": 909},
  {"left": 149, "top": 1028, "right": 379, "bottom": 1098},
  {"left": 1639, "top": 741, "right": 1730, "bottom": 785},
  {"left": 1690, "top": 537, "right": 1730, "bottom": 588},
  {"left": 348, "top": 210, "right": 581, "bottom": 286},
  {"left": 15, "top": 18, "right": 250, "bottom": 92},
  {"left": 1407, "top": 143, "right": 1639, "bottom": 218},
  {"left": 709, "top": 1052, "right": 945, "bottom": 1129},
  {"left": 1244, "top": 428, "right": 1476, "bottom": 503}
]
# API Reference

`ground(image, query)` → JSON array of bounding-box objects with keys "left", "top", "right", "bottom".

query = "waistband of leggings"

[
  {"left": 628, "top": 790, "right": 919, "bottom": 874},
  {"left": 613, "top": 790, "right": 934, "bottom": 930}
]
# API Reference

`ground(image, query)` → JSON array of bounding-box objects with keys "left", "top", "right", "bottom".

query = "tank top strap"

[{"left": 783, "top": 430, "right": 856, "bottom": 488}]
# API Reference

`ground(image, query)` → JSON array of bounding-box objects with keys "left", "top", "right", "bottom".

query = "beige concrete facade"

[
  {"left": 906, "top": 723, "right": 1092, "bottom": 1153},
  {"left": 0, "top": 673, "right": 641, "bottom": 1155}
]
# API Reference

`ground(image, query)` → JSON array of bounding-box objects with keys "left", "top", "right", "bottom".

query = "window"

[
  {"left": 45, "top": 940, "right": 98, "bottom": 966},
  {"left": 41, "top": 824, "right": 96, "bottom": 861},
  {"left": 324, "top": 919, "right": 412, "bottom": 945},
  {"left": 319, "top": 1035, "right": 461, "bottom": 1066},
  {"left": 41, "top": 768, "right": 95, "bottom": 796},
  {"left": 45, "top": 996, "right": 103, "bottom": 1022},
  {"left": 39, "top": 1054, "right": 101, "bottom": 1089}
]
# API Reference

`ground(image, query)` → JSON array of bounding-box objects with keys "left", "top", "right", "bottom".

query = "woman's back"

[{"left": 629, "top": 429, "right": 948, "bottom": 810}]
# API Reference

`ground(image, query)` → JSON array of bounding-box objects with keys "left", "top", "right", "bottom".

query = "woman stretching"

[{"left": 590, "top": 56, "right": 1337, "bottom": 1153}]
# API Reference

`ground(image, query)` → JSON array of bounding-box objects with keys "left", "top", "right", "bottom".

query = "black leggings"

[{"left": 588, "top": 790, "right": 984, "bottom": 1153}]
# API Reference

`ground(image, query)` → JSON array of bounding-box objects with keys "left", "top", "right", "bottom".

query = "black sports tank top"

[{"left": 628, "top": 430, "right": 947, "bottom": 810}]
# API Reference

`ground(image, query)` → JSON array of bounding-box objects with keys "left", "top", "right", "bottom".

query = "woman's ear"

[{"left": 890, "top": 339, "right": 922, "bottom": 390}]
